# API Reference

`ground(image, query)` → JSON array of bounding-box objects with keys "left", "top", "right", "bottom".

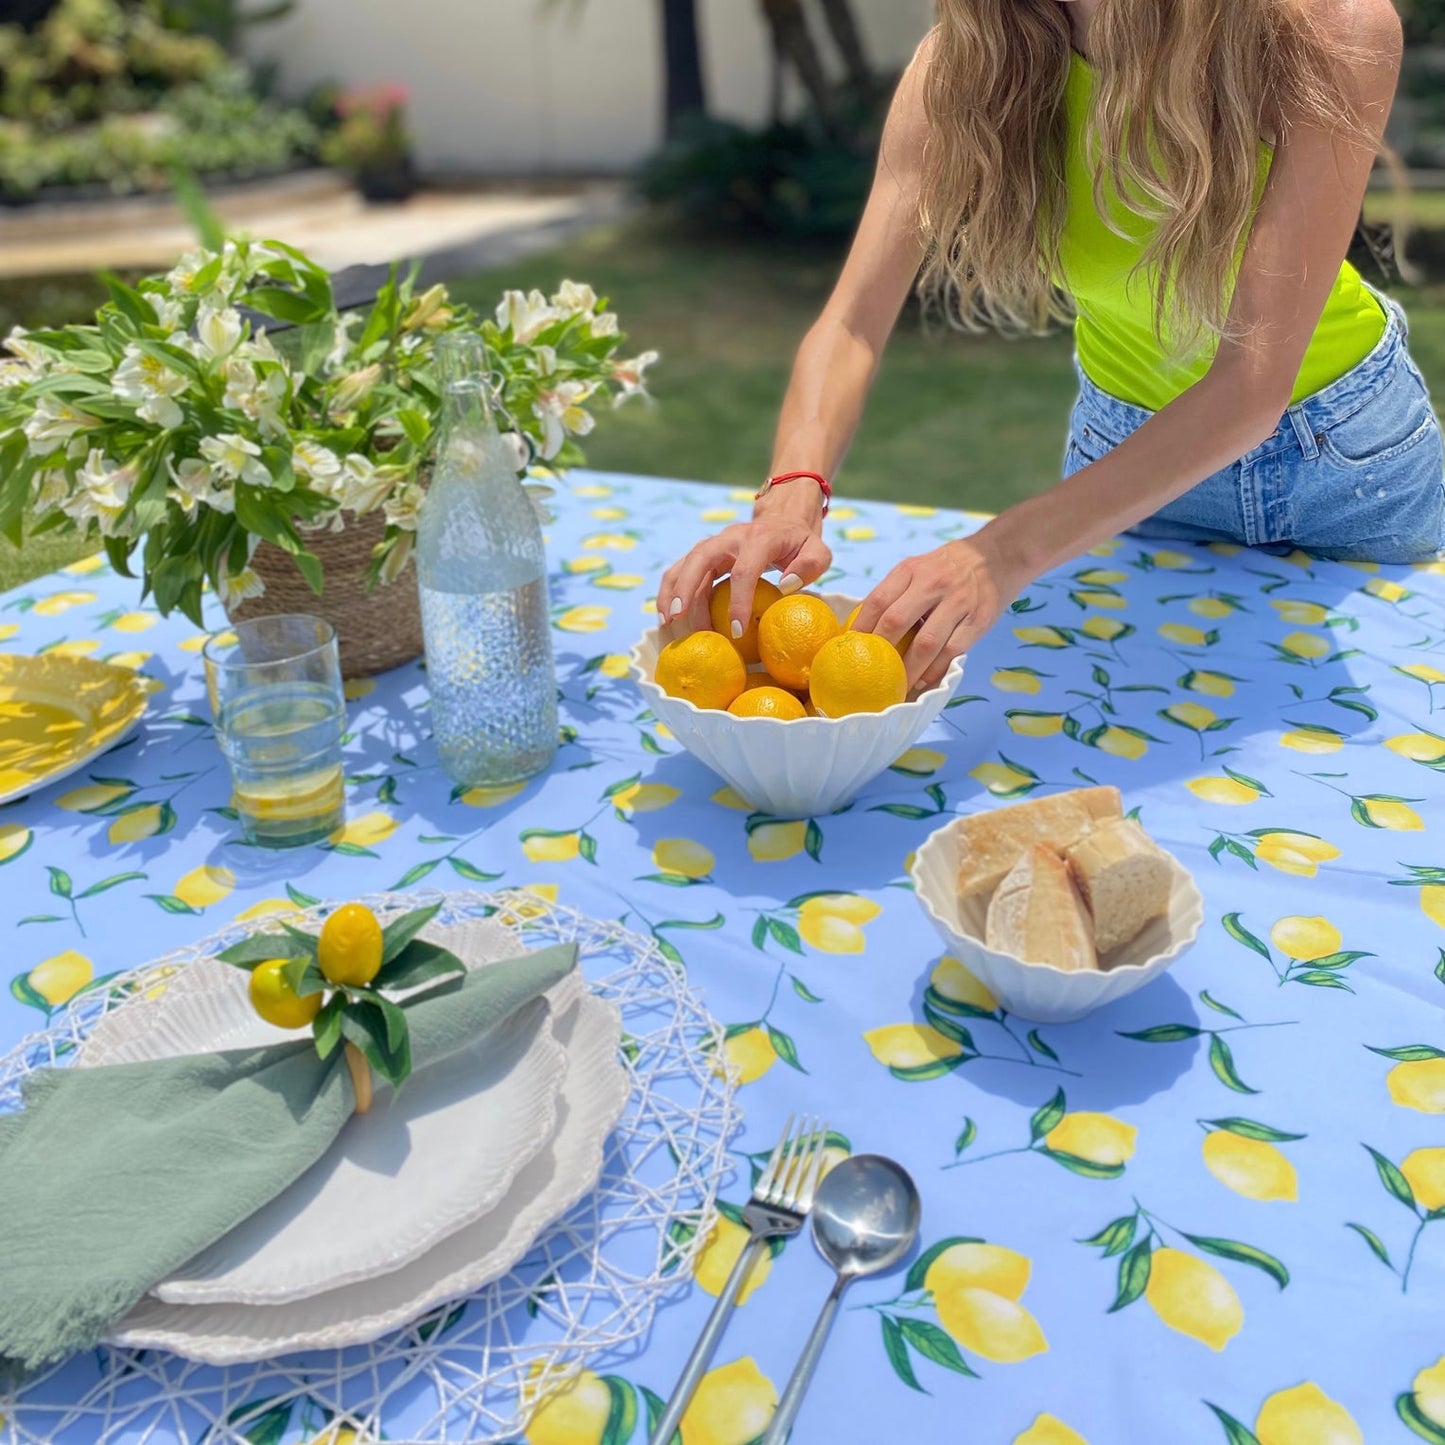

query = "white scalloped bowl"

[
  {"left": 909, "top": 813, "right": 1204, "bottom": 1023},
  {"left": 630, "top": 594, "right": 965, "bottom": 819}
]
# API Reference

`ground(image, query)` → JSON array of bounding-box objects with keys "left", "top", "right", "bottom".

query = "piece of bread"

[
  {"left": 956, "top": 787, "right": 1122, "bottom": 907},
  {"left": 1065, "top": 817, "right": 1173, "bottom": 956},
  {"left": 985, "top": 844, "right": 1098, "bottom": 972}
]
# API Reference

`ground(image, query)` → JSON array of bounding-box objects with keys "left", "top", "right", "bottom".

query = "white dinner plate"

[
  {"left": 107, "top": 987, "right": 628, "bottom": 1363},
  {"left": 78, "top": 919, "right": 572, "bottom": 1307}
]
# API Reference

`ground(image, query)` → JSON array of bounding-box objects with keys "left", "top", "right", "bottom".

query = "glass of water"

[{"left": 204, "top": 615, "right": 346, "bottom": 848}]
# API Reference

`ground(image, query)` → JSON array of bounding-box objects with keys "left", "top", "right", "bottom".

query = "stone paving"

[{"left": 0, "top": 172, "right": 629, "bottom": 280}]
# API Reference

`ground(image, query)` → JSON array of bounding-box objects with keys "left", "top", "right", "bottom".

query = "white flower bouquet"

[{"left": 0, "top": 238, "right": 656, "bottom": 626}]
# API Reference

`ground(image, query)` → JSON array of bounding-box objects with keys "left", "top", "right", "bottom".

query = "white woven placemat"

[{"left": 0, "top": 889, "right": 741, "bottom": 1444}]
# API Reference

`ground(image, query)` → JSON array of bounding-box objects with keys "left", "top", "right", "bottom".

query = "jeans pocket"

[{"left": 1317, "top": 375, "right": 1438, "bottom": 468}]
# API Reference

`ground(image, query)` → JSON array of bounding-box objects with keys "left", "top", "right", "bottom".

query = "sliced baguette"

[
  {"left": 1064, "top": 816, "right": 1172, "bottom": 956},
  {"left": 956, "top": 786, "right": 1122, "bottom": 908},
  {"left": 985, "top": 844, "right": 1098, "bottom": 972}
]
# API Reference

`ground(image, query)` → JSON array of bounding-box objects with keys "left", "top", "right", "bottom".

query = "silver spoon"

[{"left": 761, "top": 1154, "right": 921, "bottom": 1445}]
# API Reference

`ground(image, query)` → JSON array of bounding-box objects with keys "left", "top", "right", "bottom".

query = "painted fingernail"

[
  {"left": 668, "top": 597, "right": 684, "bottom": 618},
  {"left": 730, "top": 619, "right": 744, "bottom": 640},
  {"left": 779, "top": 573, "right": 803, "bottom": 594}
]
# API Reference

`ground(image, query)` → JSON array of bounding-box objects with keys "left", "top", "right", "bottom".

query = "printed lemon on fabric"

[
  {"left": 924, "top": 1242, "right": 1048, "bottom": 1363},
  {"left": 1144, "top": 1248, "right": 1242, "bottom": 1350},
  {"left": 1015, "top": 1417, "right": 1089, "bottom": 1445},
  {"left": 13, "top": 950, "right": 92, "bottom": 1010},
  {"left": 797, "top": 894, "right": 880, "bottom": 953},
  {"left": 1202, "top": 1131, "right": 1298, "bottom": 1202},
  {"left": 170, "top": 865, "right": 235, "bottom": 910},
  {"left": 1253, "top": 1383, "right": 1363, "bottom": 1445},
  {"left": 693, "top": 1214, "right": 771, "bottom": 1303},
  {"left": 1044, "top": 1113, "right": 1137, "bottom": 1167},
  {"left": 1388, "top": 1058, "right": 1445, "bottom": 1114}
]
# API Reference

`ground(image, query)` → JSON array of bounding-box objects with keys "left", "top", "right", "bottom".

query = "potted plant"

[
  {"left": 0, "top": 237, "right": 657, "bottom": 674},
  {"left": 321, "top": 84, "right": 416, "bottom": 202}
]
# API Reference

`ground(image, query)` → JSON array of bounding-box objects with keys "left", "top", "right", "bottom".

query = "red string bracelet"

[{"left": 756, "top": 470, "right": 832, "bottom": 517}]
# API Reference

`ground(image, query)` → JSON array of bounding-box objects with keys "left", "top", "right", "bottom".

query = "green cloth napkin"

[{"left": 0, "top": 941, "right": 577, "bottom": 1386}]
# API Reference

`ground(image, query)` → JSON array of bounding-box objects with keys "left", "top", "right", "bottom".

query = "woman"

[{"left": 656, "top": 0, "right": 1443, "bottom": 692}]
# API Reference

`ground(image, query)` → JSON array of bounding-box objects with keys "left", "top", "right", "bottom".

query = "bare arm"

[
  {"left": 656, "top": 42, "right": 931, "bottom": 635},
  {"left": 858, "top": 0, "right": 1403, "bottom": 687}
]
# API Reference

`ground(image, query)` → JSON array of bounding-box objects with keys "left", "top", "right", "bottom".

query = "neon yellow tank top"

[{"left": 1058, "top": 51, "right": 1384, "bottom": 412}]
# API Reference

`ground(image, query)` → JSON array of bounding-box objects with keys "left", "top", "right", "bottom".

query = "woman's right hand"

[{"left": 655, "top": 487, "right": 832, "bottom": 639}]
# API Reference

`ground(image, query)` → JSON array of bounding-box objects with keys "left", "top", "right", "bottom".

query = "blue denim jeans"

[{"left": 1063, "top": 296, "right": 1445, "bottom": 563}]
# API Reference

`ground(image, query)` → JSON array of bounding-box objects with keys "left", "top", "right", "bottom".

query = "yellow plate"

[{"left": 0, "top": 653, "right": 152, "bottom": 804}]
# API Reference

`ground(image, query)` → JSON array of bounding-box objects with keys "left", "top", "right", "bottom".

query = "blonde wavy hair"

[{"left": 919, "top": 0, "right": 1374, "bottom": 355}]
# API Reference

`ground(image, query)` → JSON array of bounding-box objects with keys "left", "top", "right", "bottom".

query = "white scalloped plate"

[
  {"left": 78, "top": 919, "right": 572, "bottom": 1308},
  {"left": 108, "top": 987, "right": 627, "bottom": 1363}
]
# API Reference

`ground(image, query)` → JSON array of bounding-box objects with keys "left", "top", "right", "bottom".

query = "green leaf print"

[
  {"left": 881, "top": 1314, "right": 925, "bottom": 1393},
  {"left": 898, "top": 1317, "right": 978, "bottom": 1378},
  {"left": 1221, "top": 913, "right": 1272, "bottom": 960},
  {"left": 598, "top": 1376, "right": 638, "bottom": 1445},
  {"left": 1199, "top": 990, "right": 1244, "bottom": 1020},
  {"left": 767, "top": 1025, "right": 805, "bottom": 1072},
  {"left": 1181, "top": 1233, "right": 1289, "bottom": 1289},
  {"left": 1109, "top": 1241, "right": 1152, "bottom": 1312},
  {"left": 1205, "top": 1403, "right": 1263, "bottom": 1445},
  {"left": 1365, "top": 1144, "right": 1419, "bottom": 1211},
  {"left": 1398, "top": 1391, "right": 1445, "bottom": 1444},
  {"left": 1117, "top": 1024, "right": 1203, "bottom": 1043},
  {"left": 1208, "top": 1035, "right": 1258, "bottom": 1094},
  {"left": 1202, "top": 1118, "right": 1307, "bottom": 1143},
  {"left": 954, "top": 1118, "right": 976, "bottom": 1156},
  {"left": 1028, "top": 1088, "right": 1066, "bottom": 1142},
  {"left": 1345, "top": 1222, "right": 1394, "bottom": 1269},
  {"left": 1367, "top": 1045, "right": 1445, "bottom": 1062}
]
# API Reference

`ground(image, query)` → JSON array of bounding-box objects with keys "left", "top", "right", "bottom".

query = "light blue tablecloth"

[{"left": 2, "top": 472, "right": 1444, "bottom": 1444}]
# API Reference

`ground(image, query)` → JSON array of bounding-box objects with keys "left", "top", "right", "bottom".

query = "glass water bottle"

[{"left": 415, "top": 334, "right": 557, "bottom": 785}]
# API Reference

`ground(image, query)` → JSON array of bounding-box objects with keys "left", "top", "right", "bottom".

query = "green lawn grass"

[{"left": 3, "top": 217, "right": 1445, "bottom": 593}]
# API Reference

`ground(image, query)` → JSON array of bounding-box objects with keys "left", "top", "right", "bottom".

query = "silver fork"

[{"left": 647, "top": 1114, "right": 829, "bottom": 1445}]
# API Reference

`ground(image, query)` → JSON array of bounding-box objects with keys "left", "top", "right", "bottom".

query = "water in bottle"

[{"left": 415, "top": 335, "right": 557, "bottom": 785}]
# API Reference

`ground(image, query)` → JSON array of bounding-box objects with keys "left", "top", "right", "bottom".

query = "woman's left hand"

[{"left": 851, "top": 534, "right": 1024, "bottom": 691}]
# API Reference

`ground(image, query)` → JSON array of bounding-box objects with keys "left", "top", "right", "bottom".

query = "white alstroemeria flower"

[
  {"left": 165, "top": 249, "right": 220, "bottom": 297},
  {"left": 113, "top": 345, "right": 189, "bottom": 429},
  {"left": 378, "top": 531, "right": 415, "bottom": 584},
  {"left": 328, "top": 363, "right": 382, "bottom": 418},
  {"left": 496, "top": 289, "right": 561, "bottom": 345},
  {"left": 293, "top": 438, "right": 344, "bottom": 489},
  {"left": 532, "top": 381, "right": 596, "bottom": 461},
  {"left": 612, "top": 349, "right": 660, "bottom": 402},
  {"left": 243, "top": 330, "right": 283, "bottom": 366},
  {"left": 5, "top": 327, "right": 49, "bottom": 369},
  {"left": 336, "top": 453, "right": 398, "bottom": 514},
  {"left": 325, "top": 312, "right": 358, "bottom": 372},
  {"left": 533, "top": 344, "right": 558, "bottom": 378},
  {"left": 23, "top": 396, "right": 98, "bottom": 454},
  {"left": 216, "top": 566, "right": 266, "bottom": 606},
  {"left": 383, "top": 481, "right": 424, "bottom": 531},
  {"left": 31, "top": 468, "right": 69, "bottom": 516},
  {"left": 60, "top": 450, "right": 138, "bottom": 535},
  {"left": 501, "top": 428, "right": 532, "bottom": 474},
  {"left": 168, "top": 456, "right": 237, "bottom": 516},
  {"left": 200, "top": 432, "right": 271, "bottom": 487},
  {"left": 198, "top": 306, "right": 245, "bottom": 361},
  {"left": 589, "top": 311, "right": 620, "bottom": 338},
  {"left": 0, "top": 357, "right": 34, "bottom": 390},
  {"left": 552, "top": 280, "right": 599, "bottom": 315},
  {"left": 401, "top": 283, "right": 452, "bottom": 332},
  {"left": 146, "top": 291, "right": 185, "bottom": 330}
]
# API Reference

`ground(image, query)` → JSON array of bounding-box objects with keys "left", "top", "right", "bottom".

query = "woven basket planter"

[{"left": 225, "top": 509, "right": 422, "bottom": 679}]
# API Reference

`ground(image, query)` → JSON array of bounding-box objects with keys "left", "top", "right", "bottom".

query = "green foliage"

[{"left": 637, "top": 96, "right": 886, "bottom": 241}]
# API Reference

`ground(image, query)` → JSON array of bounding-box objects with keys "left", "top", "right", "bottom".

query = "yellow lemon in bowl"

[
  {"left": 318, "top": 902, "right": 385, "bottom": 987},
  {"left": 249, "top": 959, "right": 323, "bottom": 1030},
  {"left": 757, "top": 594, "right": 841, "bottom": 691},
  {"left": 709, "top": 576, "right": 783, "bottom": 665},
  {"left": 728, "top": 685, "right": 807, "bottom": 720},
  {"left": 655, "top": 630, "right": 748, "bottom": 710},
  {"left": 809, "top": 632, "right": 908, "bottom": 717}
]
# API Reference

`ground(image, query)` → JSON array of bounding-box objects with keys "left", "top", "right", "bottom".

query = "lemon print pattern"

[
  {"left": 1145, "top": 1247, "right": 1243, "bottom": 1350},
  {"left": 6, "top": 480, "right": 1445, "bottom": 1440},
  {"left": 1014, "top": 1416, "right": 1089, "bottom": 1445}
]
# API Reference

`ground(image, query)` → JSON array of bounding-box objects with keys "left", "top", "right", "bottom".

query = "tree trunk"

[
  {"left": 815, "top": 0, "right": 872, "bottom": 94},
  {"left": 759, "top": 0, "right": 837, "bottom": 129},
  {"left": 660, "top": 0, "right": 708, "bottom": 140}
]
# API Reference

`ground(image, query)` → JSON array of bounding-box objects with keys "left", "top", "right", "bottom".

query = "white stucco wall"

[{"left": 247, "top": 0, "right": 934, "bottom": 174}]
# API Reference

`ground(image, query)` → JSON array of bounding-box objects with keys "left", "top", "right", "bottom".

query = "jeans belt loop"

[{"left": 1286, "top": 404, "right": 1321, "bottom": 460}]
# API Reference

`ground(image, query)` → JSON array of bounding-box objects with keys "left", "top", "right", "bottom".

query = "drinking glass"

[{"left": 204, "top": 615, "right": 347, "bottom": 848}]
